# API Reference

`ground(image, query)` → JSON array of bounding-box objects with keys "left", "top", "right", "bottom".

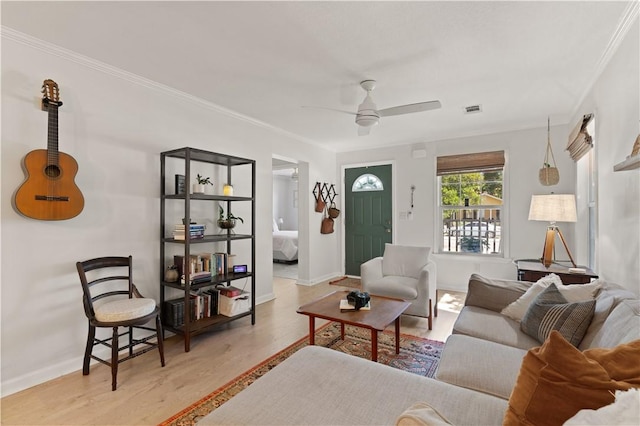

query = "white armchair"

[{"left": 360, "top": 244, "right": 437, "bottom": 329}]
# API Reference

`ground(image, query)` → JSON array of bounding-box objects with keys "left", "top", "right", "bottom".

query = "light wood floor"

[{"left": 1, "top": 278, "right": 463, "bottom": 425}]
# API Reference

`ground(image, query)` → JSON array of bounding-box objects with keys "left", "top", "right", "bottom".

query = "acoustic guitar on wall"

[{"left": 14, "top": 79, "right": 84, "bottom": 220}]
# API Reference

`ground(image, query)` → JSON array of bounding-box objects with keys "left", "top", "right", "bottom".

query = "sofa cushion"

[
  {"left": 382, "top": 244, "right": 430, "bottom": 279},
  {"left": 520, "top": 283, "right": 595, "bottom": 346},
  {"left": 395, "top": 402, "right": 452, "bottom": 425},
  {"left": 584, "top": 299, "right": 640, "bottom": 349},
  {"left": 200, "top": 345, "right": 508, "bottom": 426},
  {"left": 503, "top": 331, "right": 640, "bottom": 426},
  {"left": 464, "top": 273, "right": 531, "bottom": 312},
  {"left": 453, "top": 306, "right": 540, "bottom": 350},
  {"left": 364, "top": 276, "right": 418, "bottom": 300},
  {"left": 94, "top": 297, "right": 156, "bottom": 322},
  {"left": 501, "top": 274, "right": 600, "bottom": 322},
  {"left": 435, "top": 334, "right": 526, "bottom": 399}
]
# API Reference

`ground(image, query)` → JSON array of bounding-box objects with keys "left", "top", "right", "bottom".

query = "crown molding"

[
  {"left": 1, "top": 26, "right": 322, "bottom": 148},
  {"left": 571, "top": 1, "right": 640, "bottom": 118}
]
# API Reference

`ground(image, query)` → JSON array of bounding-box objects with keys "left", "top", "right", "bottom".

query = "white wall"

[
  {"left": 337, "top": 124, "right": 576, "bottom": 291},
  {"left": 572, "top": 17, "right": 639, "bottom": 293},
  {"left": 0, "top": 33, "right": 337, "bottom": 395}
]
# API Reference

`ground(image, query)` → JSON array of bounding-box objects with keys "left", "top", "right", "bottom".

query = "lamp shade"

[{"left": 528, "top": 194, "right": 577, "bottom": 223}]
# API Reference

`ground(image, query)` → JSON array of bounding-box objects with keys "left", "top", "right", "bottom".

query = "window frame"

[{"left": 436, "top": 151, "right": 505, "bottom": 257}]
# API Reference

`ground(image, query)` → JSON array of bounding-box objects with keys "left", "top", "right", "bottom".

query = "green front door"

[{"left": 345, "top": 164, "right": 393, "bottom": 276}]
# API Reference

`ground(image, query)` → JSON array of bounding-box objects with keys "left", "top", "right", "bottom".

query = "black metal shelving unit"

[{"left": 160, "top": 147, "right": 256, "bottom": 352}]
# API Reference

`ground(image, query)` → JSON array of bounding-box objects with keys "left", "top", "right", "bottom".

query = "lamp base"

[{"left": 541, "top": 225, "right": 577, "bottom": 268}]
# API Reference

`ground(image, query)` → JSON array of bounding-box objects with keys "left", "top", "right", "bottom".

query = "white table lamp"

[{"left": 528, "top": 194, "right": 577, "bottom": 267}]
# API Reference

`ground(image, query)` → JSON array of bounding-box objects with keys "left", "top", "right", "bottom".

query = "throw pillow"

[
  {"left": 503, "top": 331, "right": 639, "bottom": 426},
  {"left": 564, "top": 389, "right": 640, "bottom": 425},
  {"left": 501, "top": 274, "right": 563, "bottom": 321},
  {"left": 501, "top": 274, "right": 600, "bottom": 322},
  {"left": 395, "top": 402, "right": 452, "bottom": 426},
  {"left": 520, "top": 283, "right": 595, "bottom": 346}
]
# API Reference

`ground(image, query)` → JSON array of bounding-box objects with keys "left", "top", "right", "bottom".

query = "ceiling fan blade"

[
  {"left": 301, "top": 106, "right": 356, "bottom": 116},
  {"left": 358, "top": 126, "right": 371, "bottom": 136},
  {"left": 378, "top": 100, "right": 441, "bottom": 117}
]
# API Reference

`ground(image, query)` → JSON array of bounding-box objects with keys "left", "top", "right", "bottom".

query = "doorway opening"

[{"left": 272, "top": 158, "right": 299, "bottom": 280}]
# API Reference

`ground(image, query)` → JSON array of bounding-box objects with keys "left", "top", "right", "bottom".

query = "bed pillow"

[
  {"left": 503, "top": 331, "right": 640, "bottom": 426},
  {"left": 501, "top": 274, "right": 600, "bottom": 322},
  {"left": 520, "top": 283, "right": 595, "bottom": 346}
]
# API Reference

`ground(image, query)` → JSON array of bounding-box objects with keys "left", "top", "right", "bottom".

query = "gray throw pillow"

[{"left": 520, "top": 283, "right": 596, "bottom": 346}]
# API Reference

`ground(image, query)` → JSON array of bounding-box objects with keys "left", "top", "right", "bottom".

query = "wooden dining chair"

[{"left": 76, "top": 256, "right": 165, "bottom": 390}]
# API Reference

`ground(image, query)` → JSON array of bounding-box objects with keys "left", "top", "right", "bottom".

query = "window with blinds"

[
  {"left": 437, "top": 150, "right": 504, "bottom": 255},
  {"left": 567, "top": 113, "right": 594, "bottom": 161}
]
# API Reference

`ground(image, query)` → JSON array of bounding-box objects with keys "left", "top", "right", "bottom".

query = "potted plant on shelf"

[
  {"left": 459, "top": 236, "right": 488, "bottom": 253},
  {"left": 218, "top": 206, "right": 244, "bottom": 230},
  {"left": 193, "top": 174, "right": 213, "bottom": 194}
]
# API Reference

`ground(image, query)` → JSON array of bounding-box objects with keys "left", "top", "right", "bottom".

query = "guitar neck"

[{"left": 47, "top": 102, "right": 59, "bottom": 166}]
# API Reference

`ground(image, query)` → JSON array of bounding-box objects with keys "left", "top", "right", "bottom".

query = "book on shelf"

[
  {"left": 174, "top": 254, "right": 222, "bottom": 277},
  {"left": 163, "top": 297, "right": 196, "bottom": 327},
  {"left": 173, "top": 232, "right": 205, "bottom": 240},
  {"left": 164, "top": 287, "right": 222, "bottom": 327},
  {"left": 218, "top": 285, "right": 243, "bottom": 297},
  {"left": 173, "top": 223, "right": 206, "bottom": 240},
  {"left": 180, "top": 270, "right": 212, "bottom": 285},
  {"left": 174, "top": 223, "right": 206, "bottom": 230},
  {"left": 339, "top": 299, "right": 371, "bottom": 312}
]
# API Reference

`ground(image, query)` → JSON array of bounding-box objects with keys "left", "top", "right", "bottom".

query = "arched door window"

[{"left": 352, "top": 174, "right": 384, "bottom": 192}]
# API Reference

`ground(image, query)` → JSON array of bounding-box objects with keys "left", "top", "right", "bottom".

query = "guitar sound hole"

[{"left": 44, "top": 164, "right": 61, "bottom": 178}]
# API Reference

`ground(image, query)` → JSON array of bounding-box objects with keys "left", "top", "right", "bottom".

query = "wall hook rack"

[{"left": 313, "top": 182, "right": 338, "bottom": 205}]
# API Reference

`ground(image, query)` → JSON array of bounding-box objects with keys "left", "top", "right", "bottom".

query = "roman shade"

[
  {"left": 566, "top": 113, "right": 594, "bottom": 161},
  {"left": 436, "top": 151, "right": 505, "bottom": 176}
]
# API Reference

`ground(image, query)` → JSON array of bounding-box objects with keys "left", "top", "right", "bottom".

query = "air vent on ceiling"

[{"left": 464, "top": 104, "right": 482, "bottom": 114}]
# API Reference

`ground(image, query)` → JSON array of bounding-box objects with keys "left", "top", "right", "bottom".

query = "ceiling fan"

[{"left": 308, "top": 80, "right": 442, "bottom": 136}]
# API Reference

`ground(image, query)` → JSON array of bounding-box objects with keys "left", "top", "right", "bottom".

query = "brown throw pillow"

[{"left": 503, "top": 331, "right": 640, "bottom": 426}]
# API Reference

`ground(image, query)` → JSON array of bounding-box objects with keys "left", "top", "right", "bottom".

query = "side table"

[{"left": 515, "top": 260, "right": 598, "bottom": 285}]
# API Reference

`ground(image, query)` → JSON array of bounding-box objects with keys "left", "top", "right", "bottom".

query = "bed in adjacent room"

[{"left": 273, "top": 220, "right": 298, "bottom": 263}]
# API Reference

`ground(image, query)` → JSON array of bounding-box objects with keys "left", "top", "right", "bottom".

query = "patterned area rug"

[
  {"left": 159, "top": 322, "right": 444, "bottom": 426},
  {"left": 329, "top": 276, "right": 362, "bottom": 289}
]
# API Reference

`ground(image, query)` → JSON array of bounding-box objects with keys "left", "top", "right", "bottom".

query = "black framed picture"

[{"left": 174, "top": 174, "right": 185, "bottom": 195}]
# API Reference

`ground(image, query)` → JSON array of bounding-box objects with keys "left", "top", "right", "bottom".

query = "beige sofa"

[{"left": 200, "top": 274, "right": 639, "bottom": 425}]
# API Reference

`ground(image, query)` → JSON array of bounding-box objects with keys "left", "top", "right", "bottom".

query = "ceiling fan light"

[{"left": 356, "top": 114, "right": 379, "bottom": 127}]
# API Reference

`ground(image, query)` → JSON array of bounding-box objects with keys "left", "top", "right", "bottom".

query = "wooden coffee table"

[{"left": 296, "top": 291, "right": 410, "bottom": 362}]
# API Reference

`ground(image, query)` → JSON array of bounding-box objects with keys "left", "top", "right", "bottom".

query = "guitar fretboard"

[{"left": 47, "top": 102, "right": 59, "bottom": 167}]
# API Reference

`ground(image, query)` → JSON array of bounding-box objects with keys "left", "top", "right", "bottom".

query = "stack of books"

[
  {"left": 173, "top": 223, "right": 206, "bottom": 240},
  {"left": 174, "top": 253, "right": 230, "bottom": 279},
  {"left": 180, "top": 270, "right": 212, "bottom": 285},
  {"left": 164, "top": 288, "right": 221, "bottom": 327},
  {"left": 339, "top": 299, "right": 371, "bottom": 312}
]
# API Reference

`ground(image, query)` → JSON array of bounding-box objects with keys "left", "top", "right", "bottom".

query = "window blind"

[
  {"left": 566, "top": 113, "right": 594, "bottom": 161},
  {"left": 436, "top": 150, "right": 505, "bottom": 176}
]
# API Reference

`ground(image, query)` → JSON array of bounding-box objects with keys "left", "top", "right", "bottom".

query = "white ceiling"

[{"left": 2, "top": 1, "right": 634, "bottom": 152}]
